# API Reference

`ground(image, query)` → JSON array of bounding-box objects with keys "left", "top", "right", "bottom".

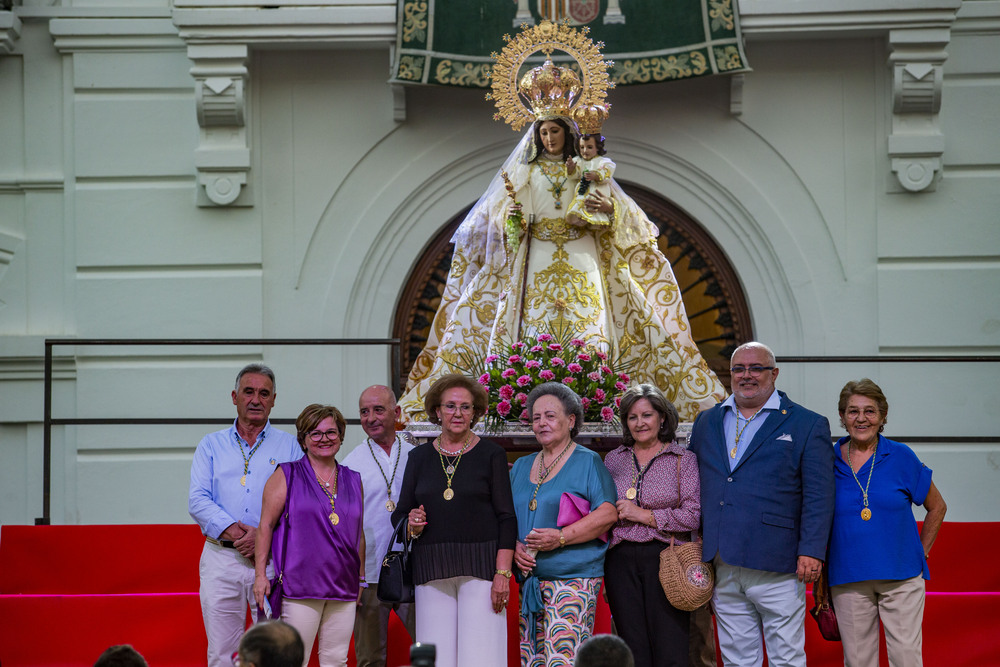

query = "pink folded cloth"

[{"left": 557, "top": 492, "right": 608, "bottom": 543}]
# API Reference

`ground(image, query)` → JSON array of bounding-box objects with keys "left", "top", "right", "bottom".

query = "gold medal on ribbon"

[
  {"left": 329, "top": 512, "right": 340, "bottom": 526},
  {"left": 240, "top": 475, "right": 246, "bottom": 486},
  {"left": 443, "top": 488, "right": 454, "bottom": 501},
  {"left": 445, "top": 464, "right": 456, "bottom": 475},
  {"left": 385, "top": 499, "right": 396, "bottom": 512},
  {"left": 861, "top": 508, "right": 872, "bottom": 521},
  {"left": 625, "top": 487, "right": 637, "bottom": 500},
  {"left": 529, "top": 499, "right": 537, "bottom": 511}
]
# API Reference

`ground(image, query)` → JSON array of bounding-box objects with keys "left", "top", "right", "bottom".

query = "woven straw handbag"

[{"left": 657, "top": 455, "right": 715, "bottom": 611}]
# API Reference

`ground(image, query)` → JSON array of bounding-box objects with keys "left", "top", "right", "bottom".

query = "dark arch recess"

[{"left": 392, "top": 183, "right": 751, "bottom": 390}]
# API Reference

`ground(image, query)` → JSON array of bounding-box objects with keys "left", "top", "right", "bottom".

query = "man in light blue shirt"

[{"left": 189, "top": 364, "right": 302, "bottom": 667}]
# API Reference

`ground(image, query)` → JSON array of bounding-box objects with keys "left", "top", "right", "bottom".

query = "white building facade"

[{"left": 0, "top": 0, "right": 997, "bottom": 526}]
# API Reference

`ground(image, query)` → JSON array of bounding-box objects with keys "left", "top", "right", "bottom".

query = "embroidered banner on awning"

[{"left": 391, "top": 0, "right": 750, "bottom": 88}]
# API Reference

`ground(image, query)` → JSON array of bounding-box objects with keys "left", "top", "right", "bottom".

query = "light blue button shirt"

[
  {"left": 721, "top": 390, "right": 781, "bottom": 470},
  {"left": 188, "top": 420, "right": 301, "bottom": 539}
]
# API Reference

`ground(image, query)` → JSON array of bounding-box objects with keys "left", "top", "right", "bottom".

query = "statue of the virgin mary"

[{"left": 400, "top": 22, "right": 726, "bottom": 421}]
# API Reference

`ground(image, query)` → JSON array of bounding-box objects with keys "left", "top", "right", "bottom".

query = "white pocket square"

[{"left": 777, "top": 433, "right": 793, "bottom": 442}]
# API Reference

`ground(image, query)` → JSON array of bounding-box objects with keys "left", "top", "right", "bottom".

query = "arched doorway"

[{"left": 392, "top": 182, "right": 751, "bottom": 390}]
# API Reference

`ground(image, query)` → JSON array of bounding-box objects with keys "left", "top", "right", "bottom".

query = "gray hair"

[
  {"left": 731, "top": 341, "right": 777, "bottom": 367},
  {"left": 235, "top": 363, "right": 276, "bottom": 392},
  {"left": 525, "top": 382, "right": 584, "bottom": 439}
]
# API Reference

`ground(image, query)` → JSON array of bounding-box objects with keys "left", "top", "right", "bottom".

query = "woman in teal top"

[{"left": 511, "top": 382, "right": 618, "bottom": 667}]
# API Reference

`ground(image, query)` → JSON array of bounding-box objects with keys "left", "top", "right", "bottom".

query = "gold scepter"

[{"left": 501, "top": 171, "right": 531, "bottom": 342}]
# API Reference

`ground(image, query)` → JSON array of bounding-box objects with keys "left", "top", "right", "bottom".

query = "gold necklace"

[
  {"left": 731, "top": 406, "right": 767, "bottom": 458},
  {"left": 436, "top": 432, "right": 473, "bottom": 501},
  {"left": 528, "top": 441, "right": 573, "bottom": 511},
  {"left": 847, "top": 440, "right": 878, "bottom": 521},
  {"left": 314, "top": 463, "right": 340, "bottom": 526},
  {"left": 367, "top": 435, "right": 402, "bottom": 512},
  {"left": 626, "top": 440, "right": 667, "bottom": 501},
  {"left": 537, "top": 159, "right": 569, "bottom": 209}
]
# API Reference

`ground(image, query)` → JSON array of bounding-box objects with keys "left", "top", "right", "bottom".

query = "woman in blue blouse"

[
  {"left": 827, "top": 379, "right": 947, "bottom": 667},
  {"left": 511, "top": 382, "right": 618, "bottom": 667}
]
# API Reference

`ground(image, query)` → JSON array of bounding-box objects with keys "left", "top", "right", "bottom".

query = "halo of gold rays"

[{"left": 487, "top": 20, "right": 614, "bottom": 132}]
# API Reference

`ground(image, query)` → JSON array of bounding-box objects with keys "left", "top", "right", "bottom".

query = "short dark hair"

[
  {"left": 295, "top": 404, "right": 347, "bottom": 451},
  {"left": 238, "top": 620, "right": 304, "bottom": 667},
  {"left": 573, "top": 634, "right": 634, "bottom": 667},
  {"left": 93, "top": 645, "right": 148, "bottom": 667},
  {"left": 423, "top": 374, "right": 489, "bottom": 426},
  {"left": 618, "top": 384, "right": 679, "bottom": 447},
  {"left": 579, "top": 133, "right": 607, "bottom": 156},
  {"left": 236, "top": 363, "right": 277, "bottom": 392},
  {"left": 525, "top": 382, "right": 585, "bottom": 439}
]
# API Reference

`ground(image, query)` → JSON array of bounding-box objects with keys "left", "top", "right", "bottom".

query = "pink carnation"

[
  {"left": 511, "top": 341, "right": 526, "bottom": 350},
  {"left": 550, "top": 357, "right": 566, "bottom": 367},
  {"left": 498, "top": 385, "right": 515, "bottom": 400},
  {"left": 516, "top": 375, "right": 531, "bottom": 387},
  {"left": 601, "top": 406, "right": 615, "bottom": 421},
  {"left": 581, "top": 397, "right": 592, "bottom": 408},
  {"left": 531, "top": 345, "right": 544, "bottom": 353},
  {"left": 594, "top": 388, "right": 606, "bottom": 402},
  {"left": 501, "top": 368, "right": 517, "bottom": 379},
  {"left": 600, "top": 365, "right": 612, "bottom": 374},
  {"left": 576, "top": 353, "right": 591, "bottom": 362},
  {"left": 588, "top": 371, "right": 602, "bottom": 382},
  {"left": 596, "top": 351, "right": 608, "bottom": 361},
  {"left": 615, "top": 381, "right": 628, "bottom": 391},
  {"left": 537, "top": 333, "right": 553, "bottom": 342},
  {"left": 478, "top": 373, "right": 490, "bottom": 386},
  {"left": 547, "top": 343, "right": 563, "bottom": 352},
  {"left": 508, "top": 354, "right": 522, "bottom": 364},
  {"left": 516, "top": 392, "right": 528, "bottom": 404},
  {"left": 570, "top": 338, "right": 586, "bottom": 347},
  {"left": 496, "top": 400, "right": 512, "bottom": 417},
  {"left": 619, "top": 373, "right": 630, "bottom": 382},
  {"left": 540, "top": 370, "right": 556, "bottom": 381},
  {"left": 567, "top": 363, "right": 583, "bottom": 373},
  {"left": 519, "top": 409, "right": 530, "bottom": 422},
  {"left": 485, "top": 354, "right": 499, "bottom": 364},
  {"left": 614, "top": 396, "right": 622, "bottom": 407},
  {"left": 562, "top": 377, "right": 575, "bottom": 385},
  {"left": 525, "top": 359, "right": 542, "bottom": 370}
]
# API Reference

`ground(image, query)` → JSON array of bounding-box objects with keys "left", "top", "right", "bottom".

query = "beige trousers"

[{"left": 830, "top": 575, "right": 925, "bottom": 667}]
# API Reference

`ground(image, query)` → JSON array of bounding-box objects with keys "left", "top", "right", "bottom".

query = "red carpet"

[{"left": 0, "top": 522, "right": 992, "bottom": 666}]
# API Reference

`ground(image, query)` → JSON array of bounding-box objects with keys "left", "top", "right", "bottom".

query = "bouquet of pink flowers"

[{"left": 475, "top": 331, "right": 631, "bottom": 430}]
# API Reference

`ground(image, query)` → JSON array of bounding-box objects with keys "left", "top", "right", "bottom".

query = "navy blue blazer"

[{"left": 688, "top": 391, "right": 834, "bottom": 574}]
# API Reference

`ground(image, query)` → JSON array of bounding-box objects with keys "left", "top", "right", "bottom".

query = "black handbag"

[{"left": 377, "top": 516, "right": 414, "bottom": 603}]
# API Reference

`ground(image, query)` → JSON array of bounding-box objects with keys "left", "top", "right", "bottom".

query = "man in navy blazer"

[{"left": 688, "top": 342, "right": 834, "bottom": 667}]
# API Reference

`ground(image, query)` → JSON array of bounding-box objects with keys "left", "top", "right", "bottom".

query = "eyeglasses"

[
  {"left": 441, "top": 403, "right": 474, "bottom": 414},
  {"left": 308, "top": 429, "right": 340, "bottom": 442},
  {"left": 730, "top": 365, "right": 775, "bottom": 376},
  {"left": 845, "top": 407, "right": 880, "bottom": 420}
]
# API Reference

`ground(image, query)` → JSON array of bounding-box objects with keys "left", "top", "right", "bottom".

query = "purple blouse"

[
  {"left": 604, "top": 441, "right": 701, "bottom": 547},
  {"left": 272, "top": 457, "right": 363, "bottom": 602}
]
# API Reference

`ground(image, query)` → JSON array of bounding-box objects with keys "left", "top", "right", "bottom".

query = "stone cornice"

[{"left": 738, "top": 0, "right": 962, "bottom": 39}]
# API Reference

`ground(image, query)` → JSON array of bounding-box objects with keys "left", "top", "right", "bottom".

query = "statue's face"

[{"left": 538, "top": 121, "right": 566, "bottom": 155}]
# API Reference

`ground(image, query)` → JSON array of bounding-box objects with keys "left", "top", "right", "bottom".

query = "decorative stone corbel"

[
  {"left": 188, "top": 43, "right": 252, "bottom": 206},
  {"left": 887, "top": 28, "right": 949, "bottom": 192},
  {"left": 0, "top": 10, "right": 22, "bottom": 54}
]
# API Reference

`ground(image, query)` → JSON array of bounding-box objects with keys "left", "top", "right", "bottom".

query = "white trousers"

[
  {"left": 712, "top": 557, "right": 807, "bottom": 667},
  {"left": 414, "top": 576, "right": 507, "bottom": 667},
  {"left": 831, "top": 575, "right": 925, "bottom": 667},
  {"left": 282, "top": 597, "right": 357, "bottom": 667},
  {"left": 199, "top": 541, "right": 273, "bottom": 667}
]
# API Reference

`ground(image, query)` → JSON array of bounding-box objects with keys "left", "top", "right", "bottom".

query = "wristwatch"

[
  {"left": 558, "top": 529, "right": 566, "bottom": 548},
  {"left": 495, "top": 569, "right": 513, "bottom": 579}
]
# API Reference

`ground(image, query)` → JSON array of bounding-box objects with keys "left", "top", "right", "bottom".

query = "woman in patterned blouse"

[{"left": 603, "top": 384, "right": 702, "bottom": 667}]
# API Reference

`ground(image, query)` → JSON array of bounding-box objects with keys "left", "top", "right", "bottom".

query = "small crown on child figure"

[{"left": 572, "top": 103, "right": 610, "bottom": 135}]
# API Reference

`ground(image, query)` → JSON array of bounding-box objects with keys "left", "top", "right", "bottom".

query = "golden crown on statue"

[
  {"left": 488, "top": 20, "right": 614, "bottom": 131},
  {"left": 572, "top": 103, "right": 610, "bottom": 135},
  {"left": 518, "top": 58, "right": 581, "bottom": 120}
]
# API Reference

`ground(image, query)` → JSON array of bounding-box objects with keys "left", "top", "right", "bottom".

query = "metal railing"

[
  {"left": 39, "top": 337, "right": 402, "bottom": 525},
  {"left": 37, "top": 339, "right": 1000, "bottom": 525}
]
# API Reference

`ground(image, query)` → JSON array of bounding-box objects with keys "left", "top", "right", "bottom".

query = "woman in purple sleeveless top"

[{"left": 254, "top": 404, "right": 365, "bottom": 667}]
